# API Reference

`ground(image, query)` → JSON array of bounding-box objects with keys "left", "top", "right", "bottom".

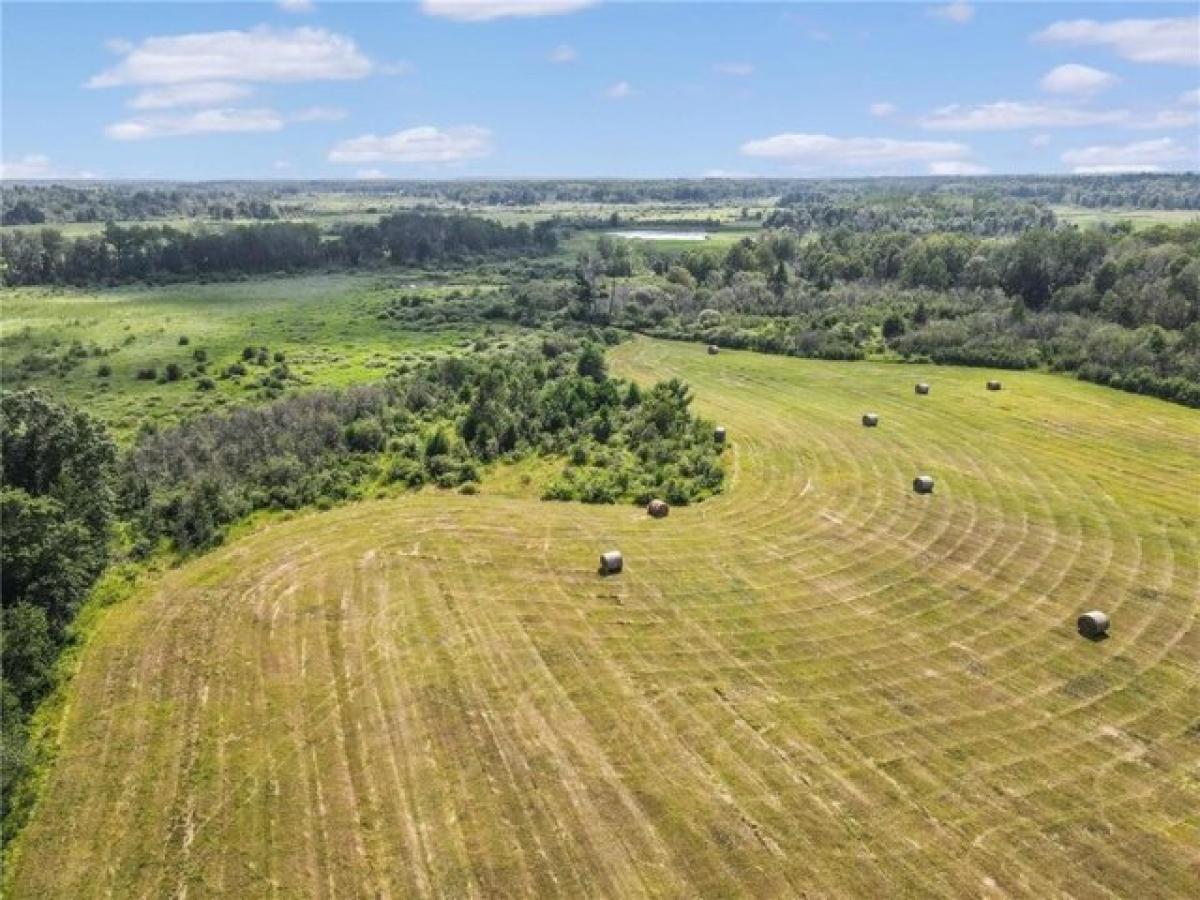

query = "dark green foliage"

[
  {"left": 119, "top": 338, "right": 723, "bottom": 552},
  {"left": 0, "top": 391, "right": 115, "bottom": 838},
  {"left": 1, "top": 212, "right": 556, "bottom": 286}
]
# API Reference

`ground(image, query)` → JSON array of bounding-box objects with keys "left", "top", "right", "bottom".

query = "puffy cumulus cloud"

[
  {"left": 1061, "top": 137, "right": 1196, "bottom": 173},
  {"left": 420, "top": 0, "right": 596, "bottom": 22},
  {"left": 604, "top": 80, "right": 633, "bottom": 99},
  {"left": 739, "top": 132, "right": 973, "bottom": 172},
  {"left": 1039, "top": 63, "right": 1119, "bottom": 95},
  {"left": 1033, "top": 17, "right": 1200, "bottom": 67},
  {"left": 869, "top": 101, "right": 897, "bottom": 118},
  {"left": 715, "top": 62, "right": 754, "bottom": 77},
  {"left": 548, "top": 44, "right": 577, "bottom": 63},
  {"left": 87, "top": 26, "right": 371, "bottom": 87},
  {"left": 928, "top": 161, "right": 990, "bottom": 175},
  {"left": 329, "top": 125, "right": 494, "bottom": 164},
  {"left": 920, "top": 100, "right": 1129, "bottom": 130},
  {"left": 129, "top": 82, "right": 253, "bottom": 110},
  {"left": 928, "top": 2, "right": 974, "bottom": 25},
  {"left": 106, "top": 108, "right": 285, "bottom": 140},
  {"left": 0, "top": 154, "right": 96, "bottom": 179}
]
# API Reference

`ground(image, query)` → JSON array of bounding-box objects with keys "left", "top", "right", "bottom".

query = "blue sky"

[{"left": 2, "top": 1, "right": 1198, "bottom": 179}]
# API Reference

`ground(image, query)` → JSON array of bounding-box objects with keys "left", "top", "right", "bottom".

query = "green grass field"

[
  {"left": 8, "top": 337, "right": 1198, "bottom": 897},
  {"left": 1052, "top": 205, "right": 1200, "bottom": 230},
  {"left": 0, "top": 275, "right": 502, "bottom": 440}
]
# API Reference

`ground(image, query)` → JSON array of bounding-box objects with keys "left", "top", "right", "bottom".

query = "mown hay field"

[{"left": 9, "top": 338, "right": 1200, "bottom": 898}]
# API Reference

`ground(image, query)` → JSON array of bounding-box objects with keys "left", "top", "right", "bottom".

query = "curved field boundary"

[{"left": 10, "top": 338, "right": 1200, "bottom": 898}]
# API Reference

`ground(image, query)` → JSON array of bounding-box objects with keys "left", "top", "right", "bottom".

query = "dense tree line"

[
  {"left": 1, "top": 392, "right": 117, "bottom": 841},
  {"left": 766, "top": 193, "right": 1056, "bottom": 235},
  {"left": 1, "top": 184, "right": 282, "bottom": 225},
  {"left": 6, "top": 175, "right": 1196, "bottom": 226},
  {"left": 0, "top": 212, "right": 557, "bottom": 285},
  {"left": 122, "top": 335, "right": 722, "bottom": 552}
]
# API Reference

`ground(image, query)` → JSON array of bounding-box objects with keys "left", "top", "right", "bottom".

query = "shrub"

[
  {"left": 97, "top": 364, "right": 112, "bottom": 378},
  {"left": 178, "top": 335, "right": 190, "bottom": 346},
  {"left": 135, "top": 367, "right": 157, "bottom": 381}
]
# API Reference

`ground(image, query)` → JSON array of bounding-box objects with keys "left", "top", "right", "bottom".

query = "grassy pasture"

[
  {"left": 8, "top": 337, "right": 1199, "bottom": 897},
  {"left": 1051, "top": 205, "right": 1200, "bottom": 230},
  {"left": 0, "top": 274, "right": 501, "bottom": 440}
]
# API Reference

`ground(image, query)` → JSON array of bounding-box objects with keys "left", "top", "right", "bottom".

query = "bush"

[
  {"left": 196, "top": 376, "right": 216, "bottom": 391},
  {"left": 135, "top": 367, "right": 157, "bottom": 381},
  {"left": 164, "top": 362, "right": 184, "bottom": 382},
  {"left": 97, "top": 363, "right": 112, "bottom": 378},
  {"left": 178, "top": 335, "right": 190, "bottom": 346}
]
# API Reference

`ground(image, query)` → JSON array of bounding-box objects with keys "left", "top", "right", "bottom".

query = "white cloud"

[
  {"left": 105, "top": 37, "right": 133, "bottom": 54},
  {"left": 929, "top": 2, "right": 974, "bottom": 25},
  {"left": 1040, "top": 63, "right": 1119, "bottom": 95},
  {"left": 273, "top": 160, "right": 293, "bottom": 170},
  {"left": 292, "top": 106, "right": 348, "bottom": 123},
  {"left": 920, "top": 100, "right": 1129, "bottom": 130},
  {"left": 129, "top": 82, "right": 253, "bottom": 110},
  {"left": 1, "top": 154, "right": 95, "bottom": 179},
  {"left": 806, "top": 29, "right": 832, "bottom": 43},
  {"left": 604, "top": 80, "right": 633, "bottom": 99},
  {"left": 703, "top": 169, "right": 754, "bottom": 178},
  {"left": 548, "top": 44, "right": 577, "bottom": 63},
  {"left": 106, "top": 108, "right": 285, "bottom": 140},
  {"left": 1033, "top": 17, "right": 1200, "bottom": 67},
  {"left": 420, "top": 1, "right": 596, "bottom": 22},
  {"left": 1030, "top": 133, "right": 1052, "bottom": 148},
  {"left": 278, "top": 0, "right": 315, "bottom": 12},
  {"left": 356, "top": 169, "right": 387, "bottom": 179},
  {"left": 869, "top": 101, "right": 897, "bottom": 118},
  {"left": 715, "top": 62, "right": 754, "bottom": 77},
  {"left": 329, "top": 125, "right": 494, "bottom": 163},
  {"left": 739, "top": 132, "right": 972, "bottom": 171},
  {"left": 1181, "top": 88, "right": 1200, "bottom": 106},
  {"left": 1128, "top": 108, "right": 1200, "bottom": 130},
  {"left": 87, "top": 26, "right": 371, "bottom": 87},
  {"left": 929, "top": 161, "right": 990, "bottom": 175},
  {"left": 1062, "top": 137, "right": 1195, "bottom": 173}
]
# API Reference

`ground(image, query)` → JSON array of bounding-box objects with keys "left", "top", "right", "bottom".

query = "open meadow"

[
  {"left": 8, "top": 337, "right": 1198, "bottom": 898},
  {"left": 0, "top": 274, "right": 503, "bottom": 440}
]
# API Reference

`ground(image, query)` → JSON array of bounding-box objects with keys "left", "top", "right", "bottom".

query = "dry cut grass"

[{"left": 9, "top": 338, "right": 1200, "bottom": 898}]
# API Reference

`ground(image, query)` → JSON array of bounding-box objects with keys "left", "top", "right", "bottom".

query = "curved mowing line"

[{"left": 10, "top": 337, "right": 1200, "bottom": 899}]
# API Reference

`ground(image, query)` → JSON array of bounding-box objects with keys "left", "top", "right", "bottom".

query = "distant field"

[
  {"left": 10, "top": 337, "right": 1198, "bottom": 897},
  {"left": 0, "top": 274, "right": 500, "bottom": 440},
  {"left": 1052, "top": 205, "right": 1200, "bottom": 230}
]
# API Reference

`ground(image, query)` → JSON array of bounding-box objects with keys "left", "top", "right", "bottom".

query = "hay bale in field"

[
  {"left": 647, "top": 499, "right": 669, "bottom": 518},
  {"left": 913, "top": 475, "right": 935, "bottom": 494},
  {"left": 915, "top": 383, "right": 930, "bottom": 395},
  {"left": 987, "top": 380, "right": 1002, "bottom": 391},
  {"left": 862, "top": 413, "right": 880, "bottom": 427},
  {"left": 714, "top": 426, "right": 727, "bottom": 445},
  {"left": 1077, "top": 610, "right": 1110, "bottom": 639},
  {"left": 707, "top": 344, "right": 720, "bottom": 355},
  {"left": 599, "top": 550, "right": 623, "bottom": 575}
]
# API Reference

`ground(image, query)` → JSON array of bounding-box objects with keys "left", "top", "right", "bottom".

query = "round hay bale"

[
  {"left": 599, "top": 550, "right": 623, "bottom": 576},
  {"left": 913, "top": 475, "right": 935, "bottom": 494},
  {"left": 647, "top": 499, "right": 669, "bottom": 518},
  {"left": 1077, "top": 610, "right": 1110, "bottom": 639},
  {"left": 987, "top": 380, "right": 1002, "bottom": 391},
  {"left": 714, "top": 426, "right": 727, "bottom": 445},
  {"left": 862, "top": 413, "right": 880, "bottom": 427},
  {"left": 915, "top": 383, "right": 930, "bottom": 395},
  {"left": 707, "top": 344, "right": 720, "bottom": 355}
]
